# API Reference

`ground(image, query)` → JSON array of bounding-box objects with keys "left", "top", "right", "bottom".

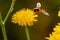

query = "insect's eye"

[
  {"left": 34, "top": 9, "right": 39, "bottom": 12},
  {"left": 36, "top": 2, "right": 41, "bottom": 8}
]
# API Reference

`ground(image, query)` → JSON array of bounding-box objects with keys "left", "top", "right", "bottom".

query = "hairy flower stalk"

[
  {"left": 4, "top": 0, "right": 16, "bottom": 24},
  {"left": 11, "top": 9, "right": 38, "bottom": 40},
  {"left": 25, "top": 26, "right": 31, "bottom": 40},
  {"left": 0, "top": 0, "right": 16, "bottom": 40},
  {"left": 0, "top": 13, "right": 8, "bottom": 40}
]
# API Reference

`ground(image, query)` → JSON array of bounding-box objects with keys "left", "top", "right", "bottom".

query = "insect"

[{"left": 33, "top": 2, "right": 49, "bottom": 16}]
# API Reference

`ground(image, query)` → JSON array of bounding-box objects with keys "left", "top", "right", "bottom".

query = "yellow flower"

[
  {"left": 11, "top": 8, "right": 38, "bottom": 26},
  {"left": 45, "top": 23, "right": 60, "bottom": 40},
  {"left": 46, "top": 32, "right": 60, "bottom": 40},
  {"left": 58, "top": 10, "right": 60, "bottom": 17},
  {"left": 46, "top": 34, "right": 55, "bottom": 40},
  {"left": 53, "top": 23, "right": 60, "bottom": 32}
]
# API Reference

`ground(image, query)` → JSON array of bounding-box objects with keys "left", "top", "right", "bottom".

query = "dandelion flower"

[
  {"left": 46, "top": 32, "right": 60, "bottom": 40},
  {"left": 58, "top": 10, "right": 60, "bottom": 17},
  {"left": 53, "top": 23, "right": 60, "bottom": 32},
  {"left": 46, "top": 34, "right": 55, "bottom": 40},
  {"left": 11, "top": 8, "right": 38, "bottom": 26},
  {"left": 46, "top": 23, "right": 60, "bottom": 40}
]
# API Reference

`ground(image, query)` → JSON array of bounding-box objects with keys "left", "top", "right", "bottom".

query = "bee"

[{"left": 33, "top": 2, "right": 49, "bottom": 16}]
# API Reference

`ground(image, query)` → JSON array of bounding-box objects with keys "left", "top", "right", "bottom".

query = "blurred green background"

[{"left": 0, "top": 0, "right": 60, "bottom": 40}]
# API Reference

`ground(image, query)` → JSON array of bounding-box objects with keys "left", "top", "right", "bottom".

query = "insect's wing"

[
  {"left": 44, "top": 12, "right": 49, "bottom": 16},
  {"left": 41, "top": 9, "right": 49, "bottom": 16}
]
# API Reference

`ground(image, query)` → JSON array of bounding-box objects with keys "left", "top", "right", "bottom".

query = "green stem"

[
  {"left": 25, "top": 26, "right": 31, "bottom": 40},
  {"left": 0, "top": 13, "right": 8, "bottom": 40},
  {"left": 4, "top": 0, "right": 16, "bottom": 24},
  {"left": 0, "top": 0, "right": 16, "bottom": 40},
  {"left": 1, "top": 23, "right": 8, "bottom": 40}
]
